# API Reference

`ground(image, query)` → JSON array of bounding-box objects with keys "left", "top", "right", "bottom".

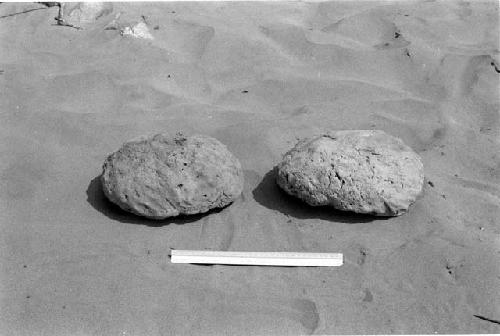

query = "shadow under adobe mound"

[
  {"left": 252, "top": 167, "right": 385, "bottom": 224},
  {"left": 86, "top": 175, "right": 221, "bottom": 226}
]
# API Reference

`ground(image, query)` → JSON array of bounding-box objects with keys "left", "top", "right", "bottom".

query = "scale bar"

[{"left": 170, "top": 250, "right": 343, "bottom": 267}]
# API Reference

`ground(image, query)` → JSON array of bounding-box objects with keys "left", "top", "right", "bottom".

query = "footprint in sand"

[
  {"left": 459, "top": 55, "right": 499, "bottom": 102},
  {"left": 320, "top": 9, "right": 410, "bottom": 50},
  {"left": 120, "top": 83, "right": 179, "bottom": 111},
  {"left": 198, "top": 207, "right": 236, "bottom": 251},
  {"left": 1, "top": 159, "right": 50, "bottom": 200},
  {"left": 449, "top": 175, "right": 500, "bottom": 203},
  {"left": 156, "top": 288, "right": 319, "bottom": 335},
  {"left": 151, "top": 19, "right": 214, "bottom": 62},
  {"left": 0, "top": 139, "right": 54, "bottom": 200},
  {"left": 44, "top": 72, "right": 120, "bottom": 114},
  {"left": 459, "top": 55, "right": 500, "bottom": 134},
  {"left": 362, "top": 288, "right": 374, "bottom": 302}
]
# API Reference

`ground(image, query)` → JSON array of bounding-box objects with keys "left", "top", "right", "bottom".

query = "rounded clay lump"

[
  {"left": 276, "top": 130, "right": 424, "bottom": 216},
  {"left": 101, "top": 133, "right": 244, "bottom": 219}
]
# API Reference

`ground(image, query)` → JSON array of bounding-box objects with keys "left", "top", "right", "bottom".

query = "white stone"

[{"left": 121, "top": 22, "right": 154, "bottom": 40}]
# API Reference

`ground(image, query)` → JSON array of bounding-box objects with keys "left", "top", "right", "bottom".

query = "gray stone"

[
  {"left": 276, "top": 130, "right": 424, "bottom": 216},
  {"left": 62, "top": 2, "right": 113, "bottom": 28},
  {"left": 101, "top": 133, "right": 244, "bottom": 219}
]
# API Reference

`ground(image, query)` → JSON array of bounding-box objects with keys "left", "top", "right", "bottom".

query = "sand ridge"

[{"left": 0, "top": 1, "right": 499, "bottom": 335}]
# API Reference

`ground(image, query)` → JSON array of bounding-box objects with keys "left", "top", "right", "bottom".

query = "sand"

[{"left": 0, "top": 1, "right": 499, "bottom": 335}]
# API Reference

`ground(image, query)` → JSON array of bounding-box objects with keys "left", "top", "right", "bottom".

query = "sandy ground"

[{"left": 0, "top": 1, "right": 499, "bottom": 335}]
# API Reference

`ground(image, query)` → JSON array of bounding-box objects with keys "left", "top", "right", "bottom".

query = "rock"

[
  {"left": 276, "top": 130, "right": 424, "bottom": 216},
  {"left": 101, "top": 133, "right": 244, "bottom": 219},
  {"left": 121, "top": 21, "right": 154, "bottom": 40},
  {"left": 62, "top": 2, "right": 113, "bottom": 28},
  {"left": 103, "top": 13, "right": 154, "bottom": 40}
]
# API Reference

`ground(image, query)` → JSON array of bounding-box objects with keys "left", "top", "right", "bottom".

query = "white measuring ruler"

[{"left": 170, "top": 250, "right": 343, "bottom": 267}]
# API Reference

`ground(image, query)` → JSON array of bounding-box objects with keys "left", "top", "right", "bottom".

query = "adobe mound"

[
  {"left": 101, "top": 133, "right": 244, "bottom": 219},
  {"left": 277, "top": 130, "right": 424, "bottom": 216}
]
